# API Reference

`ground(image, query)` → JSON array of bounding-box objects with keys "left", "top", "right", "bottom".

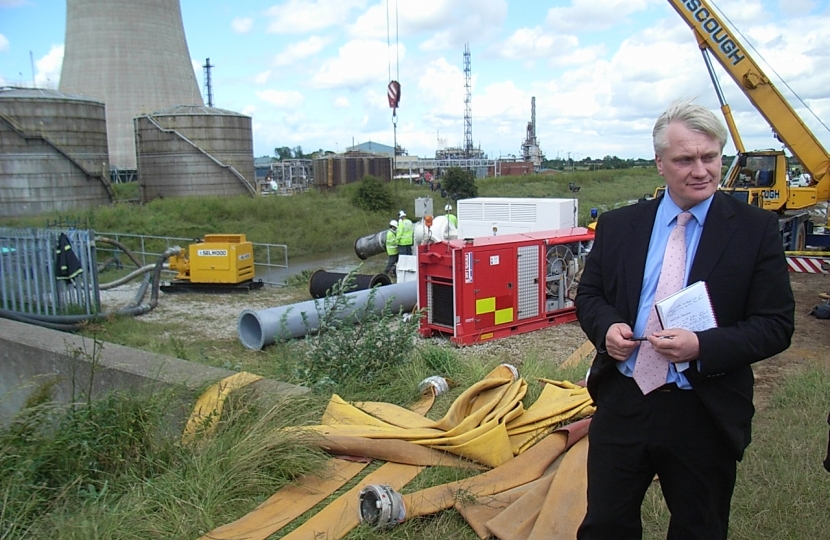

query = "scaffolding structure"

[{"left": 260, "top": 159, "right": 313, "bottom": 195}]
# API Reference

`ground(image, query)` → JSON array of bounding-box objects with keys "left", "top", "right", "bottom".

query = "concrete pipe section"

[
  {"left": 308, "top": 269, "right": 391, "bottom": 299},
  {"left": 238, "top": 281, "right": 417, "bottom": 350}
]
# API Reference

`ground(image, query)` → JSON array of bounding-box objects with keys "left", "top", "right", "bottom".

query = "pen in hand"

[{"left": 627, "top": 336, "right": 673, "bottom": 342}]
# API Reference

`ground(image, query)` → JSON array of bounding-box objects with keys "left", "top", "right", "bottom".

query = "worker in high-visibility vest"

[
  {"left": 396, "top": 210, "right": 414, "bottom": 255},
  {"left": 444, "top": 204, "right": 458, "bottom": 228},
  {"left": 384, "top": 220, "right": 399, "bottom": 277}
]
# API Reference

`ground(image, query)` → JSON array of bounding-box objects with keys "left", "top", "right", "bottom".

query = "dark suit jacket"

[{"left": 576, "top": 191, "right": 795, "bottom": 460}]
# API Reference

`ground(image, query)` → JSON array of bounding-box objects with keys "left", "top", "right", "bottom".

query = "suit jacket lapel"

[
  {"left": 624, "top": 198, "right": 660, "bottom": 317},
  {"left": 690, "top": 192, "right": 736, "bottom": 282}
]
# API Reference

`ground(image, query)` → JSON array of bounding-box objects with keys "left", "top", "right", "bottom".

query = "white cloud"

[
  {"left": 779, "top": 0, "right": 815, "bottom": 16},
  {"left": 34, "top": 44, "right": 63, "bottom": 88},
  {"left": 0, "top": 34, "right": 9, "bottom": 52},
  {"left": 273, "top": 36, "right": 330, "bottom": 67},
  {"left": 256, "top": 89, "right": 304, "bottom": 109},
  {"left": 416, "top": 57, "right": 465, "bottom": 119},
  {"left": 0, "top": 0, "right": 27, "bottom": 6},
  {"left": 310, "top": 39, "right": 400, "bottom": 90},
  {"left": 546, "top": 0, "right": 655, "bottom": 33},
  {"left": 349, "top": 0, "right": 507, "bottom": 52},
  {"left": 494, "top": 26, "right": 605, "bottom": 67},
  {"left": 335, "top": 96, "right": 350, "bottom": 108},
  {"left": 231, "top": 17, "right": 253, "bottom": 34},
  {"left": 265, "top": 0, "right": 367, "bottom": 34},
  {"left": 253, "top": 70, "right": 271, "bottom": 84}
]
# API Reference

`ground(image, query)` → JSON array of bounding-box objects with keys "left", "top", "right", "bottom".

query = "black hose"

[
  {"left": 0, "top": 246, "right": 182, "bottom": 331},
  {"left": 95, "top": 236, "right": 144, "bottom": 268}
]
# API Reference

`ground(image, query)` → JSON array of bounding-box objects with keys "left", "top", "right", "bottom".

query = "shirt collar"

[{"left": 660, "top": 188, "right": 713, "bottom": 227}]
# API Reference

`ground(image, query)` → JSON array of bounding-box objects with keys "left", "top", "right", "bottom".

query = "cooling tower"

[{"left": 59, "top": 0, "right": 204, "bottom": 171}]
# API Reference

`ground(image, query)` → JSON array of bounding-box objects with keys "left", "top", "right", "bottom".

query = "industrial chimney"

[{"left": 59, "top": 0, "right": 204, "bottom": 172}]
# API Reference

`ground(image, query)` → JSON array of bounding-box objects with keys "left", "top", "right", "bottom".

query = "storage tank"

[
  {"left": 0, "top": 87, "right": 113, "bottom": 217},
  {"left": 135, "top": 105, "right": 256, "bottom": 200}
]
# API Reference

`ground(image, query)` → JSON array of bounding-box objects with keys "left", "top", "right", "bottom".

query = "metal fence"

[
  {"left": 0, "top": 229, "right": 289, "bottom": 319},
  {"left": 0, "top": 228, "right": 100, "bottom": 316},
  {"left": 94, "top": 231, "right": 289, "bottom": 286}
]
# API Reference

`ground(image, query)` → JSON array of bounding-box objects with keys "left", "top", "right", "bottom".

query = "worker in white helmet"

[
  {"left": 396, "top": 210, "right": 414, "bottom": 255},
  {"left": 444, "top": 204, "right": 458, "bottom": 228},
  {"left": 384, "top": 220, "right": 399, "bottom": 277}
]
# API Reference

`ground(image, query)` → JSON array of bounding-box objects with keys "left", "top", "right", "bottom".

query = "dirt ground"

[{"left": 102, "top": 271, "right": 830, "bottom": 405}]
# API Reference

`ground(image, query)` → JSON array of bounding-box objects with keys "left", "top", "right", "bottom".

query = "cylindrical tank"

[
  {"left": 308, "top": 269, "right": 392, "bottom": 299},
  {"left": 135, "top": 105, "right": 256, "bottom": 200},
  {"left": 0, "top": 87, "right": 112, "bottom": 217}
]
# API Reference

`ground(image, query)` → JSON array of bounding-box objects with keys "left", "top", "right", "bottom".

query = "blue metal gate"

[{"left": 0, "top": 228, "right": 99, "bottom": 317}]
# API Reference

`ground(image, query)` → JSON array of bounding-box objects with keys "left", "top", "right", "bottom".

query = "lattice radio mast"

[{"left": 463, "top": 43, "right": 473, "bottom": 157}]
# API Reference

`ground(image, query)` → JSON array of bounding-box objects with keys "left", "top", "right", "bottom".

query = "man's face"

[{"left": 655, "top": 121, "right": 722, "bottom": 210}]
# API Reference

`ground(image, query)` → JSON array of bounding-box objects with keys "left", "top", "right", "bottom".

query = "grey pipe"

[{"left": 238, "top": 281, "right": 417, "bottom": 350}]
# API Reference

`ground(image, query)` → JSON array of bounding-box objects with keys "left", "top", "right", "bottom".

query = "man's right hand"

[{"left": 605, "top": 323, "right": 639, "bottom": 361}]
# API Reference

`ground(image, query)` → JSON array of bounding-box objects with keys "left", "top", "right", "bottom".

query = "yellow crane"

[{"left": 667, "top": 0, "right": 830, "bottom": 250}]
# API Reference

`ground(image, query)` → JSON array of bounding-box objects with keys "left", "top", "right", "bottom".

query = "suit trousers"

[{"left": 578, "top": 369, "right": 737, "bottom": 540}]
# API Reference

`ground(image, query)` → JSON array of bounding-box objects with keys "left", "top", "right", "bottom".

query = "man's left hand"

[{"left": 648, "top": 328, "right": 699, "bottom": 363}]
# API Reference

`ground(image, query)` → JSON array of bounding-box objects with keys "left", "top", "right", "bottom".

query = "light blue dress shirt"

[{"left": 617, "top": 190, "right": 713, "bottom": 389}]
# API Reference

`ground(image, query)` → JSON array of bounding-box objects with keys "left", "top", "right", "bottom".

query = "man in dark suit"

[{"left": 575, "top": 100, "right": 794, "bottom": 539}]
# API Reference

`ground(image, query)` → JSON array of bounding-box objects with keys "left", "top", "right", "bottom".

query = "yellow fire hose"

[
  {"left": 198, "top": 378, "right": 446, "bottom": 540},
  {"left": 197, "top": 364, "right": 595, "bottom": 540},
  {"left": 182, "top": 372, "right": 263, "bottom": 446}
]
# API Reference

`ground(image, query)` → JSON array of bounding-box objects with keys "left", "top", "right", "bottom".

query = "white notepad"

[{"left": 655, "top": 280, "right": 718, "bottom": 332}]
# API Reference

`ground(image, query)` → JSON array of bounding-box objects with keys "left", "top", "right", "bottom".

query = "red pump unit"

[{"left": 418, "top": 228, "right": 595, "bottom": 346}]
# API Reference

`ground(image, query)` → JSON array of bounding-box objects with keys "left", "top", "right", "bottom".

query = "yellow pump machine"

[{"left": 163, "top": 234, "right": 264, "bottom": 293}]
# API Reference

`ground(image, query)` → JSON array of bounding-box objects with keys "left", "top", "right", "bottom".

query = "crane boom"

[{"left": 668, "top": 0, "right": 830, "bottom": 188}]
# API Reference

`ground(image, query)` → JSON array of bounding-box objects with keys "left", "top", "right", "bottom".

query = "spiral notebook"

[{"left": 654, "top": 280, "right": 718, "bottom": 331}]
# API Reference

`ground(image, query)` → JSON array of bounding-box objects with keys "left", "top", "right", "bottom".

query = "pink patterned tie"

[{"left": 633, "top": 211, "right": 693, "bottom": 394}]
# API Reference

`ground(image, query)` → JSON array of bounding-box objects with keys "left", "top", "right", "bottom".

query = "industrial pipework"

[
  {"left": 354, "top": 215, "right": 457, "bottom": 260},
  {"left": 237, "top": 281, "right": 417, "bottom": 350}
]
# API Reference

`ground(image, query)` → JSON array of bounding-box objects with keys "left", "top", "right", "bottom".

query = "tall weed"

[{"left": 291, "top": 274, "right": 421, "bottom": 396}]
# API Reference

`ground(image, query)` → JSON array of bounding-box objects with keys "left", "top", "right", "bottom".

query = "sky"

[{"left": 1, "top": 0, "right": 829, "bottom": 162}]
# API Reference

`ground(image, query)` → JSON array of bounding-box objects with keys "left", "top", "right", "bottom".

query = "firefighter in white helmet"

[
  {"left": 384, "top": 220, "right": 399, "bottom": 277},
  {"left": 444, "top": 204, "right": 458, "bottom": 228},
  {"left": 396, "top": 210, "right": 414, "bottom": 255}
]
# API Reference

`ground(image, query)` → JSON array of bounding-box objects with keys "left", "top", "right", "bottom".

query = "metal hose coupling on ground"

[
  {"left": 499, "top": 363, "right": 520, "bottom": 380},
  {"left": 358, "top": 485, "right": 406, "bottom": 529},
  {"left": 417, "top": 375, "right": 450, "bottom": 396}
]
